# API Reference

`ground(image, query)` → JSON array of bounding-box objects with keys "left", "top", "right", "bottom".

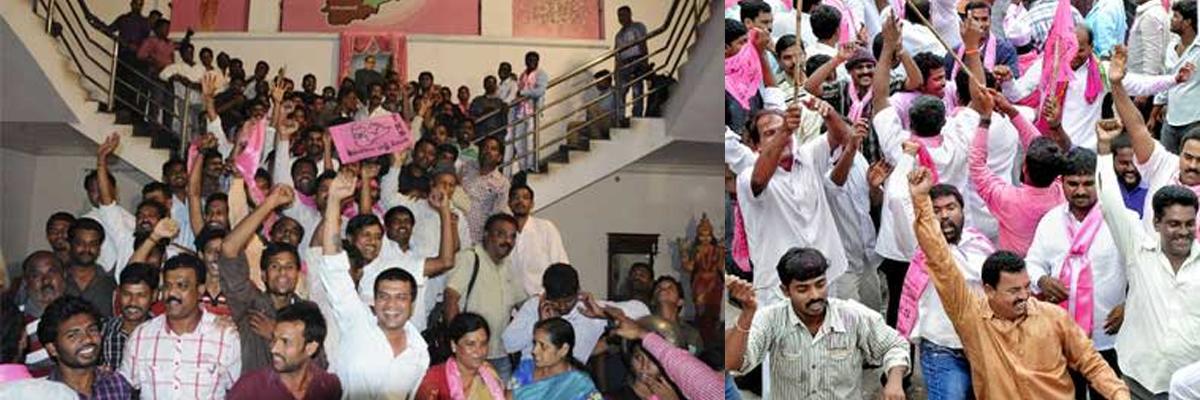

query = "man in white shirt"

[
  {"left": 78, "top": 168, "right": 133, "bottom": 274},
  {"left": 822, "top": 120, "right": 883, "bottom": 310},
  {"left": 1154, "top": 0, "right": 1200, "bottom": 154},
  {"left": 512, "top": 52, "right": 548, "bottom": 173},
  {"left": 1171, "top": 359, "right": 1200, "bottom": 399},
  {"left": 507, "top": 184, "right": 569, "bottom": 297},
  {"left": 501, "top": 263, "right": 648, "bottom": 363},
  {"left": 314, "top": 171, "right": 430, "bottom": 399},
  {"left": 160, "top": 159, "right": 195, "bottom": 252},
  {"left": 159, "top": 42, "right": 206, "bottom": 136},
  {"left": 732, "top": 101, "right": 851, "bottom": 308},
  {"left": 1024, "top": 148, "right": 1128, "bottom": 399},
  {"left": 92, "top": 134, "right": 168, "bottom": 278},
  {"left": 120, "top": 254, "right": 241, "bottom": 399},
  {"left": 1129, "top": 0, "right": 1171, "bottom": 76},
  {"left": 999, "top": 26, "right": 1183, "bottom": 150},
  {"left": 1096, "top": 88, "right": 1200, "bottom": 398}
]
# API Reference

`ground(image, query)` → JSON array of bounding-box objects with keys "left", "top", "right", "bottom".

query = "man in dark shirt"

[
  {"left": 227, "top": 301, "right": 341, "bottom": 399},
  {"left": 469, "top": 75, "right": 508, "bottom": 140},
  {"left": 355, "top": 55, "right": 386, "bottom": 101},
  {"left": 63, "top": 219, "right": 116, "bottom": 319},
  {"left": 40, "top": 296, "right": 135, "bottom": 399}
]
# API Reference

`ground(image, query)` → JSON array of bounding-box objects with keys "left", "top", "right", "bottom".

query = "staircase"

[{"left": 4, "top": 0, "right": 713, "bottom": 209}]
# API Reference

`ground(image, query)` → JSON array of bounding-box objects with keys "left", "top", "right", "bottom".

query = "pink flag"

[
  {"left": 328, "top": 113, "right": 414, "bottom": 164},
  {"left": 234, "top": 118, "right": 269, "bottom": 205},
  {"left": 1038, "top": 0, "right": 1078, "bottom": 108},
  {"left": 724, "top": 27, "right": 764, "bottom": 110}
]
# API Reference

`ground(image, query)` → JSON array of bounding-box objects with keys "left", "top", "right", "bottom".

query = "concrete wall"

[
  {"left": 1, "top": 148, "right": 150, "bottom": 278},
  {"left": 537, "top": 164, "right": 724, "bottom": 300}
]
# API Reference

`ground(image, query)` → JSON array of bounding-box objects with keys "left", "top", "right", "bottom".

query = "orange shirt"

[{"left": 911, "top": 194, "right": 1130, "bottom": 400}]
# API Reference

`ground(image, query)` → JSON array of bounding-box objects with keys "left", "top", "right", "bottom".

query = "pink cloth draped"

[
  {"left": 847, "top": 79, "right": 874, "bottom": 123},
  {"left": 725, "top": 28, "right": 764, "bottom": 110},
  {"left": 1038, "top": 0, "right": 1081, "bottom": 106},
  {"left": 1057, "top": 205, "right": 1102, "bottom": 335},
  {"left": 912, "top": 135, "right": 944, "bottom": 183},
  {"left": 235, "top": 119, "right": 268, "bottom": 205},
  {"left": 518, "top": 69, "right": 540, "bottom": 115},
  {"left": 445, "top": 357, "right": 505, "bottom": 400},
  {"left": 732, "top": 199, "right": 751, "bottom": 272},
  {"left": 338, "top": 32, "right": 407, "bottom": 82},
  {"left": 824, "top": 0, "right": 858, "bottom": 44},
  {"left": 952, "top": 34, "right": 997, "bottom": 82},
  {"left": 0, "top": 364, "right": 31, "bottom": 383},
  {"left": 296, "top": 192, "right": 318, "bottom": 210},
  {"left": 897, "top": 228, "right": 995, "bottom": 337},
  {"left": 1015, "top": 51, "right": 1043, "bottom": 107}
]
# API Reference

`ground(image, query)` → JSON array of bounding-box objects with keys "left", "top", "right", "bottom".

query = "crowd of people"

[
  {"left": 0, "top": 2, "right": 725, "bottom": 400},
  {"left": 725, "top": 0, "right": 1200, "bottom": 398}
]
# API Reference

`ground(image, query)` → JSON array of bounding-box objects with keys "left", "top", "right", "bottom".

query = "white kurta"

[{"left": 509, "top": 216, "right": 570, "bottom": 297}]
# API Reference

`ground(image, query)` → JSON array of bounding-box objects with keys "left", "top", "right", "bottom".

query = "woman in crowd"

[
  {"left": 510, "top": 318, "right": 601, "bottom": 400},
  {"left": 416, "top": 313, "right": 507, "bottom": 400}
]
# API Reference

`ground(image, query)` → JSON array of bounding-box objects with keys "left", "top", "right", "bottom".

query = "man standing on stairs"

[
  {"left": 512, "top": 52, "right": 548, "bottom": 174},
  {"left": 160, "top": 42, "right": 206, "bottom": 141},
  {"left": 615, "top": 5, "right": 649, "bottom": 120},
  {"left": 506, "top": 184, "right": 569, "bottom": 297},
  {"left": 94, "top": 0, "right": 150, "bottom": 121}
]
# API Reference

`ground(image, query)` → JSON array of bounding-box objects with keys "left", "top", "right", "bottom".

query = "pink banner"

[
  {"left": 512, "top": 0, "right": 602, "bottom": 40},
  {"left": 170, "top": 0, "right": 249, "bottom": 32},
  {"left": 280, "top": 0, "right": 479, "bottom": 34},
  {"left": 329, "top": 113, "right": 413, "bottom": 164}
]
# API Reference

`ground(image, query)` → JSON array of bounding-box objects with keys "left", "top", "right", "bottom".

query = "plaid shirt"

[
  {"left": 119, "top": 311, "right": 241, "bottom": 400},
  {"left": 48, "top": 368, "right": 134, "bottom": 400},
  {"left": 99, "top": 317, "right": 130, "bottom": 370}
]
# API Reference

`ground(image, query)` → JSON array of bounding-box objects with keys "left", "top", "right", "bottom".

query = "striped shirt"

[
  {"left": 119, "top": 311, "right": 241, "bottom": 400},
  {"left": 22, "top": 313, "right": 52, "bottom": 378},
  {"left": 733, "top": 298, "right": 910, "bottom": 399},
  {"left": 48, "top": 367, "right": 134, "bottom": 400}
]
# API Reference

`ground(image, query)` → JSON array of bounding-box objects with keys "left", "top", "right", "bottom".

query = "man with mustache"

[
  {"left": 1098, "top": 53, "right": 1200, "bottom": 398},
  {"left": 45, "top": 212, "right": 75, "bottom": 266},
  {"left": 99, "top": 263, "right": 158, "bottom": 370},
  {"left": 909, "top": 165, "right": 1129, "bottom": 399},
  {"left": 38, "top": 296, "right": 134, "bottom": 398},
  {"left": 1111, "top": 134, "right": 1149, "bottom": 218},
  {"left": 20, "top": 251, "right": 67, "bottom": 378},
  {"left": 725, "top": 247, "right": 910, "bottom": 400},
  {"left": 444, "top": 212, "right": 523, "bottom": 380},
  {"left": 227, "top": 301, "right": 342, "bottom": 399},
  {"left": 217, "top": 185, "right": 309, "bottom": 375},
  {"left": 506, "top": 184, "right": 569, "bottom": 298},
  {"left": 162, "top": 158, "right": 196, "bottom": 250},
  {"left": 120, "top": 254, "right": 242, "bottom": 399},
  {"left": 1025, "top": 147, "right": 1129, "bottom": 398},
  {"left": 64, "top": 218, "right": 117, "bottom": 319},
  {"left": 314, "top": 170, "right": 429, "bottom": 399}
]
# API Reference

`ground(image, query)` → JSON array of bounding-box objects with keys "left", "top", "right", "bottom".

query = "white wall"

[
  {"left": 1, "top": 149, "right": 150, "bottom": 277},
  {"left": 537, "top": 165, "right": 724, "bottom": 299}
]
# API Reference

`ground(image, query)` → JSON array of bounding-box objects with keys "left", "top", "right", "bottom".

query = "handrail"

[{"left": 52, "top": 0, "right": 110, "bottom": 75}]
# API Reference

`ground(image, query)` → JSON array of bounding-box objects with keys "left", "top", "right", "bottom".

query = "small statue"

[{"left": 678, "top": 213, "right": 724, "bottom": 345}]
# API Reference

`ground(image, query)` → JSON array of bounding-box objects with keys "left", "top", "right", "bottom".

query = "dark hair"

[
  {"left": 276, "top": 301, "right": 327, "bottom": 354},
  {"left": 0, "top": 294, "right": 24, "bottom": 363},
  {"left": 385, "top": 205, "right": 415, "bottom": 225},
  {"left": 1025, "top": 137, "right": 1066, "bottom": 188},
  {"left": 1181, "top": 128, "right": 1200, "bottom": 150},
  {"left": 142, "top": 181, "right": 172, "bottom": 200},
  {"left": 414, "top": 136, "right": 438, "bottom": 153},
  {"left": 909, "top": 95, "right": 947, "bottom": 137},
  {"left": 1152, "top": 185, "right": 1200, "bottom": 223},
  {"left": 776, "top": 247, "right": 828, "bottom": 286},
  {"left": 448, "top": 312, "right": 491, "bottom": 343},
  {"left": 981, "top": 250, "right": 1025, "bottom": 287},
  {"left": 806, "top": 54, "right": 832, "bottom": 76},
  {"left": 68, "top": 218, "right": 106, "bottom": 244},
  {"left": 204, "top": 192, "right": 228, "bottom": 214},
  {"left": 1062, "top": 147, "right": 1097, "bottom": 176},
  {"left": 83, "top": 170, "right": 116, "bottom": 193},
  {"left": 436, "top": 143, "right": 459, "bottom": 161},
  {"left": 22, "top": 250, "right": 62, "bottom": 278},
  {"left": 739, "top": 0, "right": 772, "bottom": 23},
  {"left": 508, "top": 184, "right": 534, "bottom": 201},
  {"left": 954, "top": 68, "right": 996, "bottom": 106},
  {"left": 913, "top": 52, "right": 944, "bottom": 84},
  {"left": 36, "top": 296, "right": 101, "bottom": 349},
  {"left": 534, "top": 317, "right": 579, "bottom": 367},
  {"left": 810, "top": 5, "right": 842, "bottom": 40},
  {"left": 905, "top": 0, "right": 932, "bottom": 25},
  {"left": 630, "top": 262, "right": 653, "bottom": 278},
  {"left": 162, "top": 158, "right": 185, "bottom": 177},
  {"left": 419, "top": 71, "right": 434, "bottom": 81},
  {"left": 961, "top": 0, "right": 990, "bottom": 19},
  {"left": 653, "top": 276, "right": 685, "bottom": 311},
  {"left": 478, "top": 135, "right": 505, "bottom": 155},
  {"left": 194, "top": 226, "right": 227, "bottom": 253},
  {"left": 260, "top": 242, "right": 300, "bottom": 273},
  {"left": 347, "top": 214, "right": 383, "bottom": 237},
  {"left": 774, "top": 34, "right": 799, "bottom": 58},
  {"left": 484, "top": 213, "right": 519, "bottom": 233},
  {"left": 1112, "top": 133, "right": 1134, "bottom": 152},
  {"left": 543, "top": 263, "right": 580, "bottom": 300},
  {"left": 163, "top": 253, "right": 207, "bottom": 284},
  {"left": 746, "top": 109, "right": 786, "bottom": 144},
  {"left": 929, "top": 183, "right": 964, "bottom": 208},
  {"left": 46, "top": 212, "right": 76, "bottom": 231},
  {"left": 374, "top": 267, "right": 418, "bottom": 299},
  {"left": 725, "top": 19, "right": 748, "bottom": 46},
  {"left": 315, "top": 170, "right": 338, "bottom": 190},
  {"left": 136, "top": 199, "right": 169, "bottom": 221},
  {"left": 119, "top": 262, "right": 160, "bottom": 291},
  {"left": 1176, "top": 0, "right": 1198, "bottom": 32}
]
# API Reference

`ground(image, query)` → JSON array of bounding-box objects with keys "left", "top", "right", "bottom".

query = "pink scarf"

[
  {"left": 1035, "top": 56, "right": 1103, "bottom": 131},
  {"left": 1057, "top": 205, "right": 1102, "bottom": 335},
  {"left": 732, "top": 199, "right": 751, "bottom": 272},
  {"left": 0, "top": 364, "right": 31, "bottom": 383},
  {"left": 951, "top": 35, "right": 997, "bottom": 83},
  {"left": 445, "top": 357, "right": 505, "bottom": 400},
  {"left": 911, "top": 135, "right": 944, "bottom": 183},
  {"left": 518, "top": 69, "right": 539, "bottom": 116},
  {"left": 725, "top": 28, "right": 764, "bottom": 110},
  {"left": 824, "top": 0, "right": 858, "bottom": 44},
  {"left": 847, "top": 79, "right": 874, "bottom": 123},
  {"left": 897, "top": 227, "right": 994, "bottom": 337}
]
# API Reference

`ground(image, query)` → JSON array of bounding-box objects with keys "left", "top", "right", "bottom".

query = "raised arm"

[
  {"left": 1095, "top": 120, "right": 1142, "bottom": 266},
  {"left": 748, "top": 110, "right": 792, "bottom": 196},
  {"left": 1108, "top": 45, "right": 1156, "bottom": 163},
  {"left": 202, "top": 74, "right": 220, "bottom": 123},
  {"left": 806, "top": 43, "right": 857, "bottom": 96},
  {"left": 724, "top": 276, "right": 766, "bottom": 373},
  {"left": 751, "top": 27, "right": 776, "bottom": 88},
  {"left": 607, "top": 309, "right": 722, "bottom": 400},
  {"left": 872, "top": 16, "right": 901, "bottom": 116},
  {"left": 131, "top": 218, "right": 179, "bottom": 264},
  {"left": 421, "top": 188, "right": 457, "bottom": 278},
  {"left": 96, "top": 133, "right": 120, "bottom": 206},
  {"left": 831, "top": 120, "right": 868, "bottom": 186},
  {"left": 187, "top": 146, "right": 207, "bottom": 236},
  {"left": 222, "top": 185, "right": 294, "bottom": 258},
  {"left": 909, "top": 167, "right": 978, "bottom": 323},
  {"left": 358, "top": 162, "right": 379, "bottom": 216}
]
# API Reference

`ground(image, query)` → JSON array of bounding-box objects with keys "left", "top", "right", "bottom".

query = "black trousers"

[
  {"left": 879, "top": 257, "right": 911, "bottom": 327},
  {"left": 1070, "top": 348, "right": 1121, "bottom": 400}
]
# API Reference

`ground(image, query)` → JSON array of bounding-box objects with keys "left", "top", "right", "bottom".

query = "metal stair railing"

[{"left": 471, "top": 0, "right": 710, "bottom": 172}]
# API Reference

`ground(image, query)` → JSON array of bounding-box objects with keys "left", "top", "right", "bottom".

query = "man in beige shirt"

[{"left": 908, "top": 165, "right": 1129, "bottom": 399}]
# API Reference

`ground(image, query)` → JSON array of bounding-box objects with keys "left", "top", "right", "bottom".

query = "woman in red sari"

[{"left": 416, "top": 313, "right": 507, "bottom": 400}]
